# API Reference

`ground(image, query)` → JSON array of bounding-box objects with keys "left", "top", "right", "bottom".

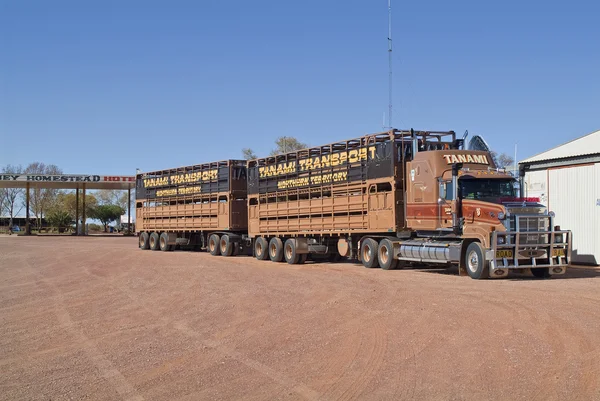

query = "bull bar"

[{"left": 488, "top": 229, "right": 572, "bottom": 272}]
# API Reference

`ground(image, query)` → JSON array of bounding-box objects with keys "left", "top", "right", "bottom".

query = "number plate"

[
  {"left": 496, "top": 250, "right": 513, "bottom": 258},
  {"left": 552, "top": 248, "right": 566, "bottom": 257}
]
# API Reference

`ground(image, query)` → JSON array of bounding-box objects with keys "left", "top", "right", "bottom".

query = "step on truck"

[
  {"left": 246, "top": 129, "right": 571, "bottom": 279},
  {"left": 136, "top": 160, "right": 251, "bottom": 256}
]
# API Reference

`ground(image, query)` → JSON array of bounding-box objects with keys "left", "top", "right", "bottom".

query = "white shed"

[{"left": 519, "top": 130, "right": 600, "bottom": 265}]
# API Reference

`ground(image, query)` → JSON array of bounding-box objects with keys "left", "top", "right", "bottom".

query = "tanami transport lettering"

[
  {"left": 143, "top": 169, "right": 218, "bottom": 188},
  {"left": 259, "top": 146, "right": 377, "bottom": 179}
]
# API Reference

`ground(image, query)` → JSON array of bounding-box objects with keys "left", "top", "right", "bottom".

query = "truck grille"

[{"left": 515, "top": 216, "right": 549, "bottom": 245}]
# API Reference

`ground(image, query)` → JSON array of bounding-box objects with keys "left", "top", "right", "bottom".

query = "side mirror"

[{"left": 439, "top": 182, "right": 446, "bottom": 199}]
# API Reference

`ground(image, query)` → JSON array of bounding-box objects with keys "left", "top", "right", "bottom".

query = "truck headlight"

[
  {"left": 554, "top": 234, "right": 563, "bottom": 243},
  {"left": 497, "top": 235, "right": 506, "bottom": 245},
  {"left": 497, "top": 212, "right": 505, "bottom": 220}
]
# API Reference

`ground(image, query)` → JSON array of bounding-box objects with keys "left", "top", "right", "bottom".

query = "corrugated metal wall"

[{"left": 546, "top": 164, "right": 599, "bottom": 265}]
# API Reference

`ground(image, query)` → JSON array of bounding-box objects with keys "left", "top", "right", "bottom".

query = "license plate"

[
  {"left": 552, "top": 248, "right": 565, "bottom": 257},
  {"left": 496, "top": 250, "right": 513, "bottom": 258}
]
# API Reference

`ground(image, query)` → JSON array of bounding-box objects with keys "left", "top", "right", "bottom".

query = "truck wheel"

[
  {"left": 208, "top": 234, "right": 221, "bottom": 256},
  {"left": 159, "top": 232, "right": 170, "bottom": 252},
  {"left": 149, "top": 232, "right": 160, "bottom": 251},
  {"left": 269, "top": 237, "right": 284, "bottom": 262},
  {"left": 220, "top": 235, "right": 234, "bottom": 256},
  {"left": 139, "top": 232, "right": 150, "bottom": 250},
  {"left": 360, "top": 238, "right": 379, "bottom": 268},
  {"left": 465, "top": 242, "right": 489, "bottom": 279},
  {"left": 284, "top": 239, "right": 300, "bottom": 264},
  {"left": 531, "top": 268, "right": 551, "bottom": 278},
  {"left": 378, "top": 239, "right": 398, "bottom": 270},
  {"left": 255, "top": 237, "right": 269, "bottom": 260}
]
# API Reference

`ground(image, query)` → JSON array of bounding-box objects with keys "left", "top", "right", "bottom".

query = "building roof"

[{"left": 520, "top": 130, "right": 600, "bottom": 164}]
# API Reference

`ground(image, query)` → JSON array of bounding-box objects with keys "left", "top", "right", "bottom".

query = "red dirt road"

[{"left": 1, "top": 236, "right": 600, "bottom": 401}]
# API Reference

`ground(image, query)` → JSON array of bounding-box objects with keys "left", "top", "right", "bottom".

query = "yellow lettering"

[
  {"left": 359, "top": 148, "right": 367, "bottom": 161},
  {"left": 312, "top": 157, "right": 321, "bottom": 170},
  {"left": 331, "top": 153, "right": 339, "bottom": 166},
  {"left": 348, "top": 150, "right": 359, "bottom": 163},
  {"left": 339, "top": 152, "right": 347, "bottom": 165}
]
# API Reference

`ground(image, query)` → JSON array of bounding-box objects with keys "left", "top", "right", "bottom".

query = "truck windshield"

[{"left": 459, "top": 178, "right": 515, "bottom": 202}]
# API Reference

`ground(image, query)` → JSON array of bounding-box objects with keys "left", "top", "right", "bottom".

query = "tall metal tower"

[{"left": 387, "top": 0, "right": 393, "bottom": 129}]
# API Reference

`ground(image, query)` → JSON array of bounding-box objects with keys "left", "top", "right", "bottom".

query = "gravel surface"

[{"left": 1, "top": 236, "right": 599, "bottom": 401}]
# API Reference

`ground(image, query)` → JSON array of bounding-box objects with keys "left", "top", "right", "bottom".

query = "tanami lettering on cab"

[{"left": 442, "top": 154, "right": 489, "bottom": 164}]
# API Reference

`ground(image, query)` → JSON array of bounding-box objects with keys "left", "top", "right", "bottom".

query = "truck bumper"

[{"left": 488, "top": 230, "right": 572, "bottom": 277}]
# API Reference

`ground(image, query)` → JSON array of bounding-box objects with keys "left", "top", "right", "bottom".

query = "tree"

[
  {"left": 242, "top": 136, "right": 309, "bottom": 159},
  {"left": 242, "top": 148, "right": 257, "bottom": 160},
  {"left": 96, "top": 189, "right": 128, "bottom": 210},
  {"left": 0, "top": 164, "right": 24, "bottom": 228},
  {"left": 52, "top": 192, "right": 98, "bottom": 220},
  {"left": 22, "top": 162, "right": 63, "bottom": 228},
  {"left": 89, "top": 204, "right": 124, "bottom": 232},
  {"left": 490, "top": 151, "right": 515, "bottom": 170},
  {"left": 270, "top": 136, "right": 307, "bottom": 155},
  {"left": 46, "top": 209, "right": 73, "bottom": 233}
]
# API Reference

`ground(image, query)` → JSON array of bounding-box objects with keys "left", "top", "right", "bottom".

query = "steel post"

[
  {"left": 25, "top": 182, "right": 31, "bottom": 235},
  {"left": 82, "top": 184, "right": 86, "bottom": 236},
  {"left": 75, "top": 187, "right": 80, "bottom": 235},
  {"left": 127, "top": 186, "right": 131, "bottom": 235}
]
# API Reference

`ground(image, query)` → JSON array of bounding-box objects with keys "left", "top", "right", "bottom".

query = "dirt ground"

[{"left": 1, "top": 236, "right": 599, "bottom": 401}]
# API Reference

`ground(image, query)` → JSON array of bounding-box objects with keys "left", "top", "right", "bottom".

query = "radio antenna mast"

[{"left": 387, "top": 0, "right": 393, "bottom": 129}]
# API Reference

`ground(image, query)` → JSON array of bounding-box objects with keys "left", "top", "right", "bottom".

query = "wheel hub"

[
  {"left": 380, "top": 246, "right": 388, "bottom": 264},
  {"left": 468, "top": 251, "right": 479, "bottom": 272}
]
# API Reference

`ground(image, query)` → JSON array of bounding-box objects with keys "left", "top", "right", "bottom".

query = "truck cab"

[{"left": 405, "top": 146, "right": 571, "bottom": 279}]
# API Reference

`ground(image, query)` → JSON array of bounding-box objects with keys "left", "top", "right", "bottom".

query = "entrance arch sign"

[{"left": 0, "top": 174, "right": 136, "bottom": 235}]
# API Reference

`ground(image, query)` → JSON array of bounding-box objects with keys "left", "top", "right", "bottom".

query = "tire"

[
  {"left": 159, "top": 232, "right": 170, "bottom": 252},
  {"left": 208, "top": 234, "right": 220, "bottom": 256},
  {"left": 268, "top": 237, "right": 284, "bottom": 262},
  {"left": 220, "top": 234, "right": 234, "bottom": 256},
  {"left": 465, "top": 242, "right": 489, "bottom": 279},
  {"left": 139, "top": 232, "right": 150, "bottom": 250},
  {"left": 378, "top": 239, "right": 398, "bottom": 270},
  {"left": 255, "top": 237, "right": 269, "bottom": 260},
  {"left": 149, "top": 232, "right": 160, "bottom": 251},
  {"left": 284, "top": 239, "right": 300, "bottom": 264},
  {"left": 360, "top": 238, "right": 379, "bottom": 268},
  {"left": 531, "top": 268, "right": 551, "bottom": 278}
]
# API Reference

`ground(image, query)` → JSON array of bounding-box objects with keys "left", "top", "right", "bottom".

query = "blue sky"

[{"left": 1, "top": 0, "right": 598, "bottom": 175}]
